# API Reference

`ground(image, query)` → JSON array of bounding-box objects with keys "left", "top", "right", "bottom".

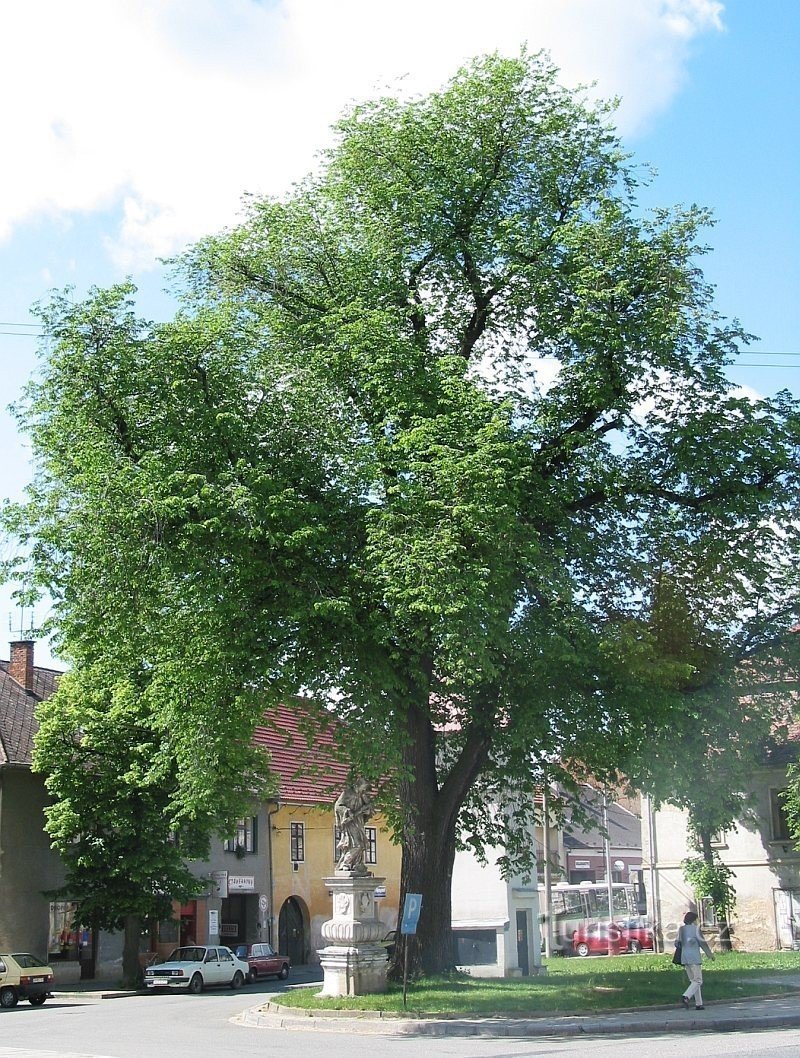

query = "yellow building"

[{"left": 254, "top": 705, "right": 401, "bottom": 965}]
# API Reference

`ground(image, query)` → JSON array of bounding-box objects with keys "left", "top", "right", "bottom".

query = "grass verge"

[{"left": 273, "top": 951, "right": 800, "bottom": 1016}]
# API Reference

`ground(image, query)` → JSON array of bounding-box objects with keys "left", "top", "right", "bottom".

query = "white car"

[{"left": 144, "top": 945, "right": 250, "bottom": 994}]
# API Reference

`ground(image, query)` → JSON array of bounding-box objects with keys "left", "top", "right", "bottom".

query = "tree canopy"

[{"left": 4, "top": 51, "right": 800, "bottom": 975}]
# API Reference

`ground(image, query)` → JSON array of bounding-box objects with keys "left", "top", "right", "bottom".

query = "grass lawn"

[{"left": 273, "top": 951, "right": 800, "bottom": 1016}]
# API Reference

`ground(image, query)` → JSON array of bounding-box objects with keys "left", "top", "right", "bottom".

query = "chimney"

[{"left": 8, "top": 640, "right": 35, "bottom": 692}]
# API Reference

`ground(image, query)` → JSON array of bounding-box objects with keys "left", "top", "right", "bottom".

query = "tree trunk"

[
  {"left": 394, "top": 792, "right": 459, "bottom": 977},
  {"left": 121, "top": 914, "right": 143, "bottom": 988},
  {"left": 390, "top": 680, "right": 491, "bottom": 978}
]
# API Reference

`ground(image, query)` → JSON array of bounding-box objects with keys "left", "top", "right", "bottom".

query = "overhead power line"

[{"left": 0, "top": 323, "right": 796, "bottom": 371}]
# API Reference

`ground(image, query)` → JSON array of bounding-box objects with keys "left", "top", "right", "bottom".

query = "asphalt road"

[{"left": 1, "top": 982, "right": 800, "bottom": 1058}]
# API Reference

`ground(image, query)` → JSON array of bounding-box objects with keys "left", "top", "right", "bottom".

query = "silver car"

[{"left": 144, "top": 945, "right": 249, "bottom": 994}]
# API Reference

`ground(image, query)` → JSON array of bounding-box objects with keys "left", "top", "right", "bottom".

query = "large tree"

[{"left": 5, "top": 52, "right": 799, "bottom": 976}]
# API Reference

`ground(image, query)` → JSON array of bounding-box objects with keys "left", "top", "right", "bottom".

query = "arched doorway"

[{"left": 278, "top": 896, "right": 307, "bottom": 966}]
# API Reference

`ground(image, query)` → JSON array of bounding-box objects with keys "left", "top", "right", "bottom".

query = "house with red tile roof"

[
  {"left": 0, "top": 641, "right": 68, "bottom": 964},
  {"left": 0, "top": 640, "right": 401, "bottom": 977},
  {"left": 156, "top": 702, "right": 401, "bottom": 968}
]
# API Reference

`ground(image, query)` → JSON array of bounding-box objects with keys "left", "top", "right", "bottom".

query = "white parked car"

[{"left": 144, "top": 945, "right": 249, "bottom": 994}]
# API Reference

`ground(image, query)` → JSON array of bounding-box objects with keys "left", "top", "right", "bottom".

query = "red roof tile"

[
  {"left": 253, "top": 702, "right": 350, "bottom": 805},
  {"left": 0, "top": 657, "right": 61, "bottom": 766}
]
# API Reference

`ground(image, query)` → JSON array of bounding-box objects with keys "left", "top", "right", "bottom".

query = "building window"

[
  {"left": 365, "top": 825, "right": 377, "bottom": 865},
  {"left": 48, "top": 901, "right": 80, "bottom": 960},
  {"left": 452, "top": 929, "right": 497, "bottom": 966},
  {"left": 290, "top": 821, "right": 305, "bottom": 862},
  {"left": 699, "top": 896, "right": 717, "bottom": 928},
  {"left": 224, "top": 817, "right": 257, "bottom": 854},
  {"left": 333, "top": 824, "right": 377, "bottom": 864},
  {"left": 770, "top": 789, "right": 792, "bottom": 842}
]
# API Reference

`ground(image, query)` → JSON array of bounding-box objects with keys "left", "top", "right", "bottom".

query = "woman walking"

[{"left": 676, "top": 910, "right": 715, "bottom": 1010}]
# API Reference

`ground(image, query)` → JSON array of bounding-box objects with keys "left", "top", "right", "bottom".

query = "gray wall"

[{"left": 0, "top": 766, "right": 65, "bottom": 956}]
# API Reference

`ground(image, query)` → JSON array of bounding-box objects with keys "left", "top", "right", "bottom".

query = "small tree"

[
  {"left": 33, "top": 664, "right": 274, "bottom": 986},
  {"left": 681, "top": 852, "right": 736, "bottom": 946}
]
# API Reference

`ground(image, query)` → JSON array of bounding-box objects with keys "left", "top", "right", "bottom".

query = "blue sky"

[{"left": 0, "top": 0, "right": 797, "bottom": 668}]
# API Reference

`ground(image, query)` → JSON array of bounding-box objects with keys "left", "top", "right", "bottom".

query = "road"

[{"left": 1, "top": 980, "right": 800, "bottom": 1058}]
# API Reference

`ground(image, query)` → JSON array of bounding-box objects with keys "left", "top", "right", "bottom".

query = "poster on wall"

[
  {"left": 208, "top": 909, "right": 219, "bottom": 937},
  {"left": 211, "top": 870, "right": 228, "bottom": 898}
]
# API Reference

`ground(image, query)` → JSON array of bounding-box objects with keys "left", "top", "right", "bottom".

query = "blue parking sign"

[{"left": 400, "top": 893, "right": 423, "bottom": 935}]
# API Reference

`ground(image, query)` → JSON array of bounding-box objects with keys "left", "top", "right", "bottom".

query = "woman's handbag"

[{"left": 672, "top": 941, "right": 682, "bottom": 966}]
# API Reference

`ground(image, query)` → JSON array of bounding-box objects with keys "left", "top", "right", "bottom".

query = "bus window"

[
  {"left": 613, "top": 888, "right": 634, "bottom": 915},
  {"left": 561, "top": 891, "right": 585, "bottom": 916}
]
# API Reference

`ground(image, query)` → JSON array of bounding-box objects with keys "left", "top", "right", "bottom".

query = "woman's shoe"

[
  {"left": 695, "top": 1005, "right": 705, "bottom": 1010},
  {"left": 681, "top": 996, "right": 690, "bottom": 1008}
]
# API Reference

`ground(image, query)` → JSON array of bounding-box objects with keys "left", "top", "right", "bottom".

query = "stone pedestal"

[{"left": 317, "top": 874, "right": 388, "bottom": 996}]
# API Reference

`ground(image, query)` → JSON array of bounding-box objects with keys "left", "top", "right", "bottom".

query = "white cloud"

[{"left": 0, "top": 0, "right": 724, "bottom": 267}]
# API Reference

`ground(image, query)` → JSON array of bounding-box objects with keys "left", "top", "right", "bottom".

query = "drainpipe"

[
  {"left": 542, "top": 784, "right": 553, "bottom": 958},
  {"left": 266, "top": 800, "right": 280, "bottom": 946}
]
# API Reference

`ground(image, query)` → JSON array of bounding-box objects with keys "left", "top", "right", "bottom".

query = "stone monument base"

[{"left": 318, "top": 873, "right": 388, "bottom": 996}]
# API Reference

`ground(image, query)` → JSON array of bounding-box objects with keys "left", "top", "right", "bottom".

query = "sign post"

[{"left": 400, "top": 893, "right": 422, "bottom": 1009}]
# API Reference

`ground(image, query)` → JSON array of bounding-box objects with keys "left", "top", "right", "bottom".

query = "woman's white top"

[{"left": 678, "top": 922, "right": 713, "bottom": 965}]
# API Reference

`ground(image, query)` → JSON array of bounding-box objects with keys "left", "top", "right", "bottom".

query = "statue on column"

[{"left": 334, "top": 778, "right": 374, "bottom": 875}]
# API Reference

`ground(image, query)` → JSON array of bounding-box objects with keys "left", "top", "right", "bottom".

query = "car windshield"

[
  {"left": 166, "top": 947, "right": 205, "bottom": 963},
  {"left": 11, "top": 953, "right": 46, "bottom": 968}
]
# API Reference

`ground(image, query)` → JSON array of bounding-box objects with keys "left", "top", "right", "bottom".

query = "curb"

[{"left": 234, "top": 998, "right": 800, "bottom": 1038}]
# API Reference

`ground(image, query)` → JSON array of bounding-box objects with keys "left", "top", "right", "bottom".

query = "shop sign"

[
  {"left": 220, "top": 923, "right": 238, "bottom": 937},
  {"left": 228, "top": 875, "right": 255, "bottom": 892},
  {"left": 574, "top": 860, "right": 591, "bottom": 869}
]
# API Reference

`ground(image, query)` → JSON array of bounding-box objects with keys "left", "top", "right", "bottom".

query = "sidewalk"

[
  {"left": 237, "top": 984, "right": 800, "bottom": 1038},
  {"left": 238, "top": 995, "right": 800, "bottom": 1037},
  {"left": 53, "top": 971, "right": 800, "bottom": 1038}
]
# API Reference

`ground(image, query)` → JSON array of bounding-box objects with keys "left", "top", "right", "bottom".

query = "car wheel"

[
  {"left": 0, "top": 986, "right": 18, "bottom": 1009},
  {"left": 575, "top": 942, "right": 590, "bottom": 958},
  {"left": 247, "top": 969, "right": 256, "bottom": 984},
  {"left": 231, "top": 970, "right": 244, "bottom": 989},
  {"left": 28, "top": 994, "right": 47, "bottom": 1006},
  {"left": 629, "top": 940, "right": 642, "bottom": 954},
  {"left": 277, "top": 964, "right": 289, "bottom": 980},
  {"left": 187, "top": 973, "right": 203, "bottom": 995}
]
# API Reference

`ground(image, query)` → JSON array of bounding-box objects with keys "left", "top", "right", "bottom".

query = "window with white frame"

[
  {"left": 224, "top": 817, "right": 257, "bottom": 854},
  {"left": 290, "top": 821, "right": 305, "bottom": 862}
]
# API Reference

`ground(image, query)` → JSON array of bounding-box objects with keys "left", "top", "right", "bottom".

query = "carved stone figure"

[{"left": 334, "top": 778, "right": 374, "bottom": 874}]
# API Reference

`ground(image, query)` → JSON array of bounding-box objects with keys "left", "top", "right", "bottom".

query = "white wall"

[
  {"left": 643, "top": 765, "right": 800, "bottom": 951},
  {"left": 451, "top": 844, "right": 542, "bottom": 977}
]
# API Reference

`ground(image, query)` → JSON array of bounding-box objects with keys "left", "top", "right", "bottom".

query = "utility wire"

[{"left": 0, "top": 323, "right": 797, "bottom": 369}]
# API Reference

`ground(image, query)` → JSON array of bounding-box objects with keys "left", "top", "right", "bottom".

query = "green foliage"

[
  {"left": 682, "top": 855, "right": 737, "bottom": 921},
  {"left": 272, "top": 952, "right": 800, "bottom": 1014},
  {"left": 781, "top": 781, "right": 800, "bottom": 845},
  {"left": 33, "top": 664, "right": 275, "bottom": 932},
  {"left": 3, "top": 51, "right": 800, "bottom": 974}
]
